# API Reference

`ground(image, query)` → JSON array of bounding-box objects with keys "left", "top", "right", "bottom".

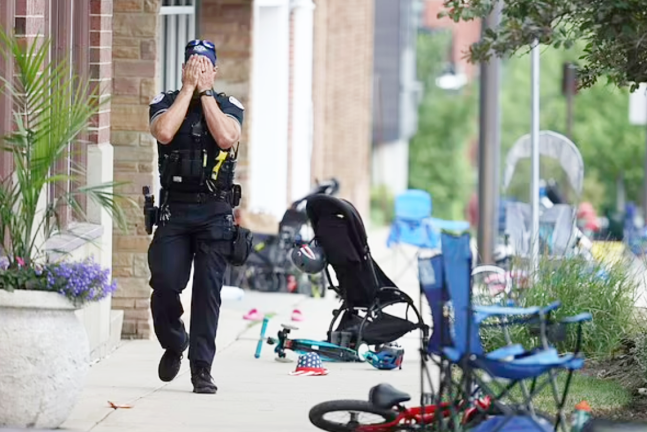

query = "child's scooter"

[{"left": 254, "top": 317, "right": 370, "bottom": 363}]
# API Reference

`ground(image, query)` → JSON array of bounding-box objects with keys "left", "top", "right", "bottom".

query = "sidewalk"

[{"left": 59, "top": 228, "right": 433, "bottom": 432}]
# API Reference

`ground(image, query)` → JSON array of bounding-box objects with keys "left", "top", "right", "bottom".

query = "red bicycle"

[{"left": 308, "top": 383, "right": 494, "bottom": 432}]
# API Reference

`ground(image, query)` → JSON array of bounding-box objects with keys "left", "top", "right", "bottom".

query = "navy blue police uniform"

[{"left": 147, "top": 85, "right": 244, "bottom": 394}]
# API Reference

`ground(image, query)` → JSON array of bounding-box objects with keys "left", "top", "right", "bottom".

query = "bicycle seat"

[
  {"left": 583, "top": 419, "right": 647, "bottom": 432},
  {"left": 368, "top": 383, "right": 411, "bottom": 409}
]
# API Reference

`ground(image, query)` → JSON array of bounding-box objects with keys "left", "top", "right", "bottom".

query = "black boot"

[
  {"left": 191, "top": 364, "right": 218, "bottom": 394},
  {"left": 158, "top": 333, "right": 189, "bottom": 382}
]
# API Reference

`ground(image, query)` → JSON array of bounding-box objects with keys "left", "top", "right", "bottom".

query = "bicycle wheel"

[{"left": 309, "top": 400, "right": 398, "bottom": 432}]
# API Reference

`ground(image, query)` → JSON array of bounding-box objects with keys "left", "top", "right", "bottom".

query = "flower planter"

[{"left": 0, "top": 290, "right": 90, "bottom": 429}]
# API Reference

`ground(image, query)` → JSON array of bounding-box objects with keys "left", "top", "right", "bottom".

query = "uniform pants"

[{"left": 147, "top": 200, "right": 234, "bottom": 371}]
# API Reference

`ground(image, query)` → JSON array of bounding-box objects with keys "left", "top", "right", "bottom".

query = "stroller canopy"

[
  {"left": 502, "top": 131, "right": 585, "bottom": 257},
  {"left": 503, "top": 130, "right": 584, "bottom": 198}
]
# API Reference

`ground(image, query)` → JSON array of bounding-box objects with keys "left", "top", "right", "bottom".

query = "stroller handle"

[{"left": 289, "top": 177, "right": 340, "bottom": 210}]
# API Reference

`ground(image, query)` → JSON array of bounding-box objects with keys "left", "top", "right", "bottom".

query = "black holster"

[
  {"left": 143, "top": 186, "right": 159, "bottom": 235},
  {"left": 227, "top": 225, "right": 253, "bottom": 266},
  {"left": 230, "top": 184, "right": 242, "bottom": 208}
]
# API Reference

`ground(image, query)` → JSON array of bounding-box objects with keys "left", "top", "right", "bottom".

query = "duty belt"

[{"left": 165, "top": 190, "right": 229, "bottom": 204}]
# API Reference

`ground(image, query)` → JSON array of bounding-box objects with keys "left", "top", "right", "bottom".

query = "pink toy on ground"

[
  {"left": 243, "top": 308, "right": 263, "bottom": 321},
  {"left": 291, "top": 309, "right": 304, "bottom": 322}
]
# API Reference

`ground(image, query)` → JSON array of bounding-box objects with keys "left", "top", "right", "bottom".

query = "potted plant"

[{"left": 0, "top": 28, "right": 131, "bottom": 428}]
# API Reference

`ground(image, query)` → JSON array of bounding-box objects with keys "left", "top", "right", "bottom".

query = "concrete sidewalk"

[{"left": 59, "top": 228, "right": 433, "bottom": 432}]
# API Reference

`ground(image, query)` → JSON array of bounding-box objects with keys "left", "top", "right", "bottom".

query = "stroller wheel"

[{"left": 309, "top": 400, "right": 397, "bottom": 432}]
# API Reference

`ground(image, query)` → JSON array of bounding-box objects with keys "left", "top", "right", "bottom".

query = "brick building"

[
  {"left": 110, "top": 0, "right": 374, "bottom": 339},
  {"left": 0, "top": 0, "right": 119, "bottom": 360},
  {"left": 0, "top": 0, "right": 374, "bottom": 344}
]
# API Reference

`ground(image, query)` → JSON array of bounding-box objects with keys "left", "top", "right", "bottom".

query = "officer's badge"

[
  {"left": 150, "top": 93, "right": 165, "bottom": 105},
  {"left": 229, "top": 96, "right": 244, "bottom": 110}
]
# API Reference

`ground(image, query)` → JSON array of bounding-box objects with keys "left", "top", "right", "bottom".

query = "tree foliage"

[
  {"left": 498, "top": 43, "right": 645, "bottom": 209},
  {"left": 442, "top": 0, "right": 647, "bottom": 90},
  {"left": 408, "top": 30, "right": 478, "bottom": 220}
]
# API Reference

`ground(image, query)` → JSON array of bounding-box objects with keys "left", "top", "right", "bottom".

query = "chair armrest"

[
  {"left": 561, "top": 312, "right": 592, "bottom": 324},
  {"left": 474, "top": 301, "right": 562, "bottom": 324},
  {"left": 474, "top": 305, "right": 541, "bottom": 324}
]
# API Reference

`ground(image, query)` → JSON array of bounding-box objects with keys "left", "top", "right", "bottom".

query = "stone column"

[{"left": 110, "top": 0, "right": 161, "bottom": 339}]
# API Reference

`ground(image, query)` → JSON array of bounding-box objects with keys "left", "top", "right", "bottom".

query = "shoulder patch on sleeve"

[
  {"left": 229, "top": 96, "right": 245, "bottom": 110},
  {"left": 150, "top": 93, "right": 165, "bottom": 105}
]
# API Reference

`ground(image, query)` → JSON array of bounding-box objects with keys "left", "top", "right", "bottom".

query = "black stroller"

[
  {"left": 306, "top": 194, "right": 428, "bottom": 349},
  {"left": 227, "top": 178, "right": 340, "bottom": 296}
]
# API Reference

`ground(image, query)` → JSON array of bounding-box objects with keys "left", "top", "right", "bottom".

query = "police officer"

[{"left": 147, "top": 40, "right": 244, "bottom": 394}]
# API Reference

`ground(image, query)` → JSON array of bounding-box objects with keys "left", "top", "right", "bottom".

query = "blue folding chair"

[
  {"left": 386, "top": 190, "right": 439, "bottom": 282},
  {"left": 418, "top": 231, "right": 592, "bottom": 432}
]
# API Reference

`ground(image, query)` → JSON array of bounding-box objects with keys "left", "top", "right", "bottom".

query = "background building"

[
  {"left": 371, "top": 0, "right": 423, "bottom": 197},
  {"left": 0, "top": 0, "right": 120, "bottom": 360}
]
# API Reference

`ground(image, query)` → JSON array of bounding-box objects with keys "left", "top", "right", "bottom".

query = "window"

[
  {"left": 159, "top": 0, "right": 197, "bottom": 92},
  {"left": 47, "top": 0, "right": 91, "bottom": 226}
]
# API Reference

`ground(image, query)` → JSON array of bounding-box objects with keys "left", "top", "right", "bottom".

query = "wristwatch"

[{"left": 199, "top": 89, "right": 214, "bottom": 98}]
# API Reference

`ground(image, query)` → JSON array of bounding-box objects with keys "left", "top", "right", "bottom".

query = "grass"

[
  {"left": 449, "top": 369, "right": 630, "bottom": 417},
  {"left": 503, "top": 372, "right": 631, "bottom": 415}
]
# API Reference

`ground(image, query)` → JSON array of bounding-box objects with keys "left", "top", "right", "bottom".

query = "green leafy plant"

[
  {"left": 0, "top": 27, "right": 132, "bottom": 271},
  {"left": 441, "top": 0, "right": 647, "bottom": 90},
  {"left": 370, "top": 184, "right": 395, "bottom": 226},
  {"left": 481, "top": 253, "right": 641, "bottom": 359},
  {"left": 497, "top": 42, "right": 645, "bottom": 209}
]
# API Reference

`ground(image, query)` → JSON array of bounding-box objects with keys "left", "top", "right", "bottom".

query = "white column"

[
  {"left": 249, "top": 0, "right": 291, "bottom": 219},
  {"left": 289, "top": 0, "right": 315, "bottom": 201}
]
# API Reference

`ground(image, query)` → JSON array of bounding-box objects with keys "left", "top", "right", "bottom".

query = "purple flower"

[
  {"left": 0, "top": 256, "right": 116, "bottom": 305},
  {"left": 43, "top": 257, "right": 117, "bottom": 305}
]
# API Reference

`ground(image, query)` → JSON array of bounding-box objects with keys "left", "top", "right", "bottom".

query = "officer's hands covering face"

[
  {"left": 181, "top": 55, "right": 202, "bottom": 90},
  {"left": 197, "top": 56, "right": 217, "bottom": 92}
]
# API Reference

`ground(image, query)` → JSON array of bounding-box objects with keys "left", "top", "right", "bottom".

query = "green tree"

[
  {"left": 408, "top": 30, "right": 477, "bottom": 220},
  {"left": 498, "top": 43, "right": 645, "bottom": 209},
  {"left": 441, "top": 0, "right": 647, "bottom": 90}
]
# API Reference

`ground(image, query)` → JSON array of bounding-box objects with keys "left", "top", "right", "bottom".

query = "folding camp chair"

[
  {"left": 386, "top": 189, "right": 439, "bottom": 282},
  {"left": 419, "top": 231, "right": 592, "bottom": 432}
]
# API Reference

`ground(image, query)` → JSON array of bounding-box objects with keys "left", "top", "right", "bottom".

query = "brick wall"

[
  {"left": 110, "top": 0, "right": 160, "bottom": 339},
  {"left": 424, "top": 0, "right": 481, "bottom": 81},
  {"left": 14, "top": 0, "right": 45, "bottom": 44},
  {"left": 311, "top": 0, "right": 374, "bottom": 219},
  {"left": 1, "top": 1, "right": 44, "bottom": 178},
  {"left": 199, "top": 0, "right": 253, "bottom": 210}
]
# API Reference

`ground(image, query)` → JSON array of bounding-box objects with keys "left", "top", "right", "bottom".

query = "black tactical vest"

[{"left": 157, "top": 91, "right": 235, "bottom": 194}]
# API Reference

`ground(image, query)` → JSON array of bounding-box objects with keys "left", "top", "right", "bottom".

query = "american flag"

[{"left": 289, "top": 352, "right": 329, "bottom": 376}]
